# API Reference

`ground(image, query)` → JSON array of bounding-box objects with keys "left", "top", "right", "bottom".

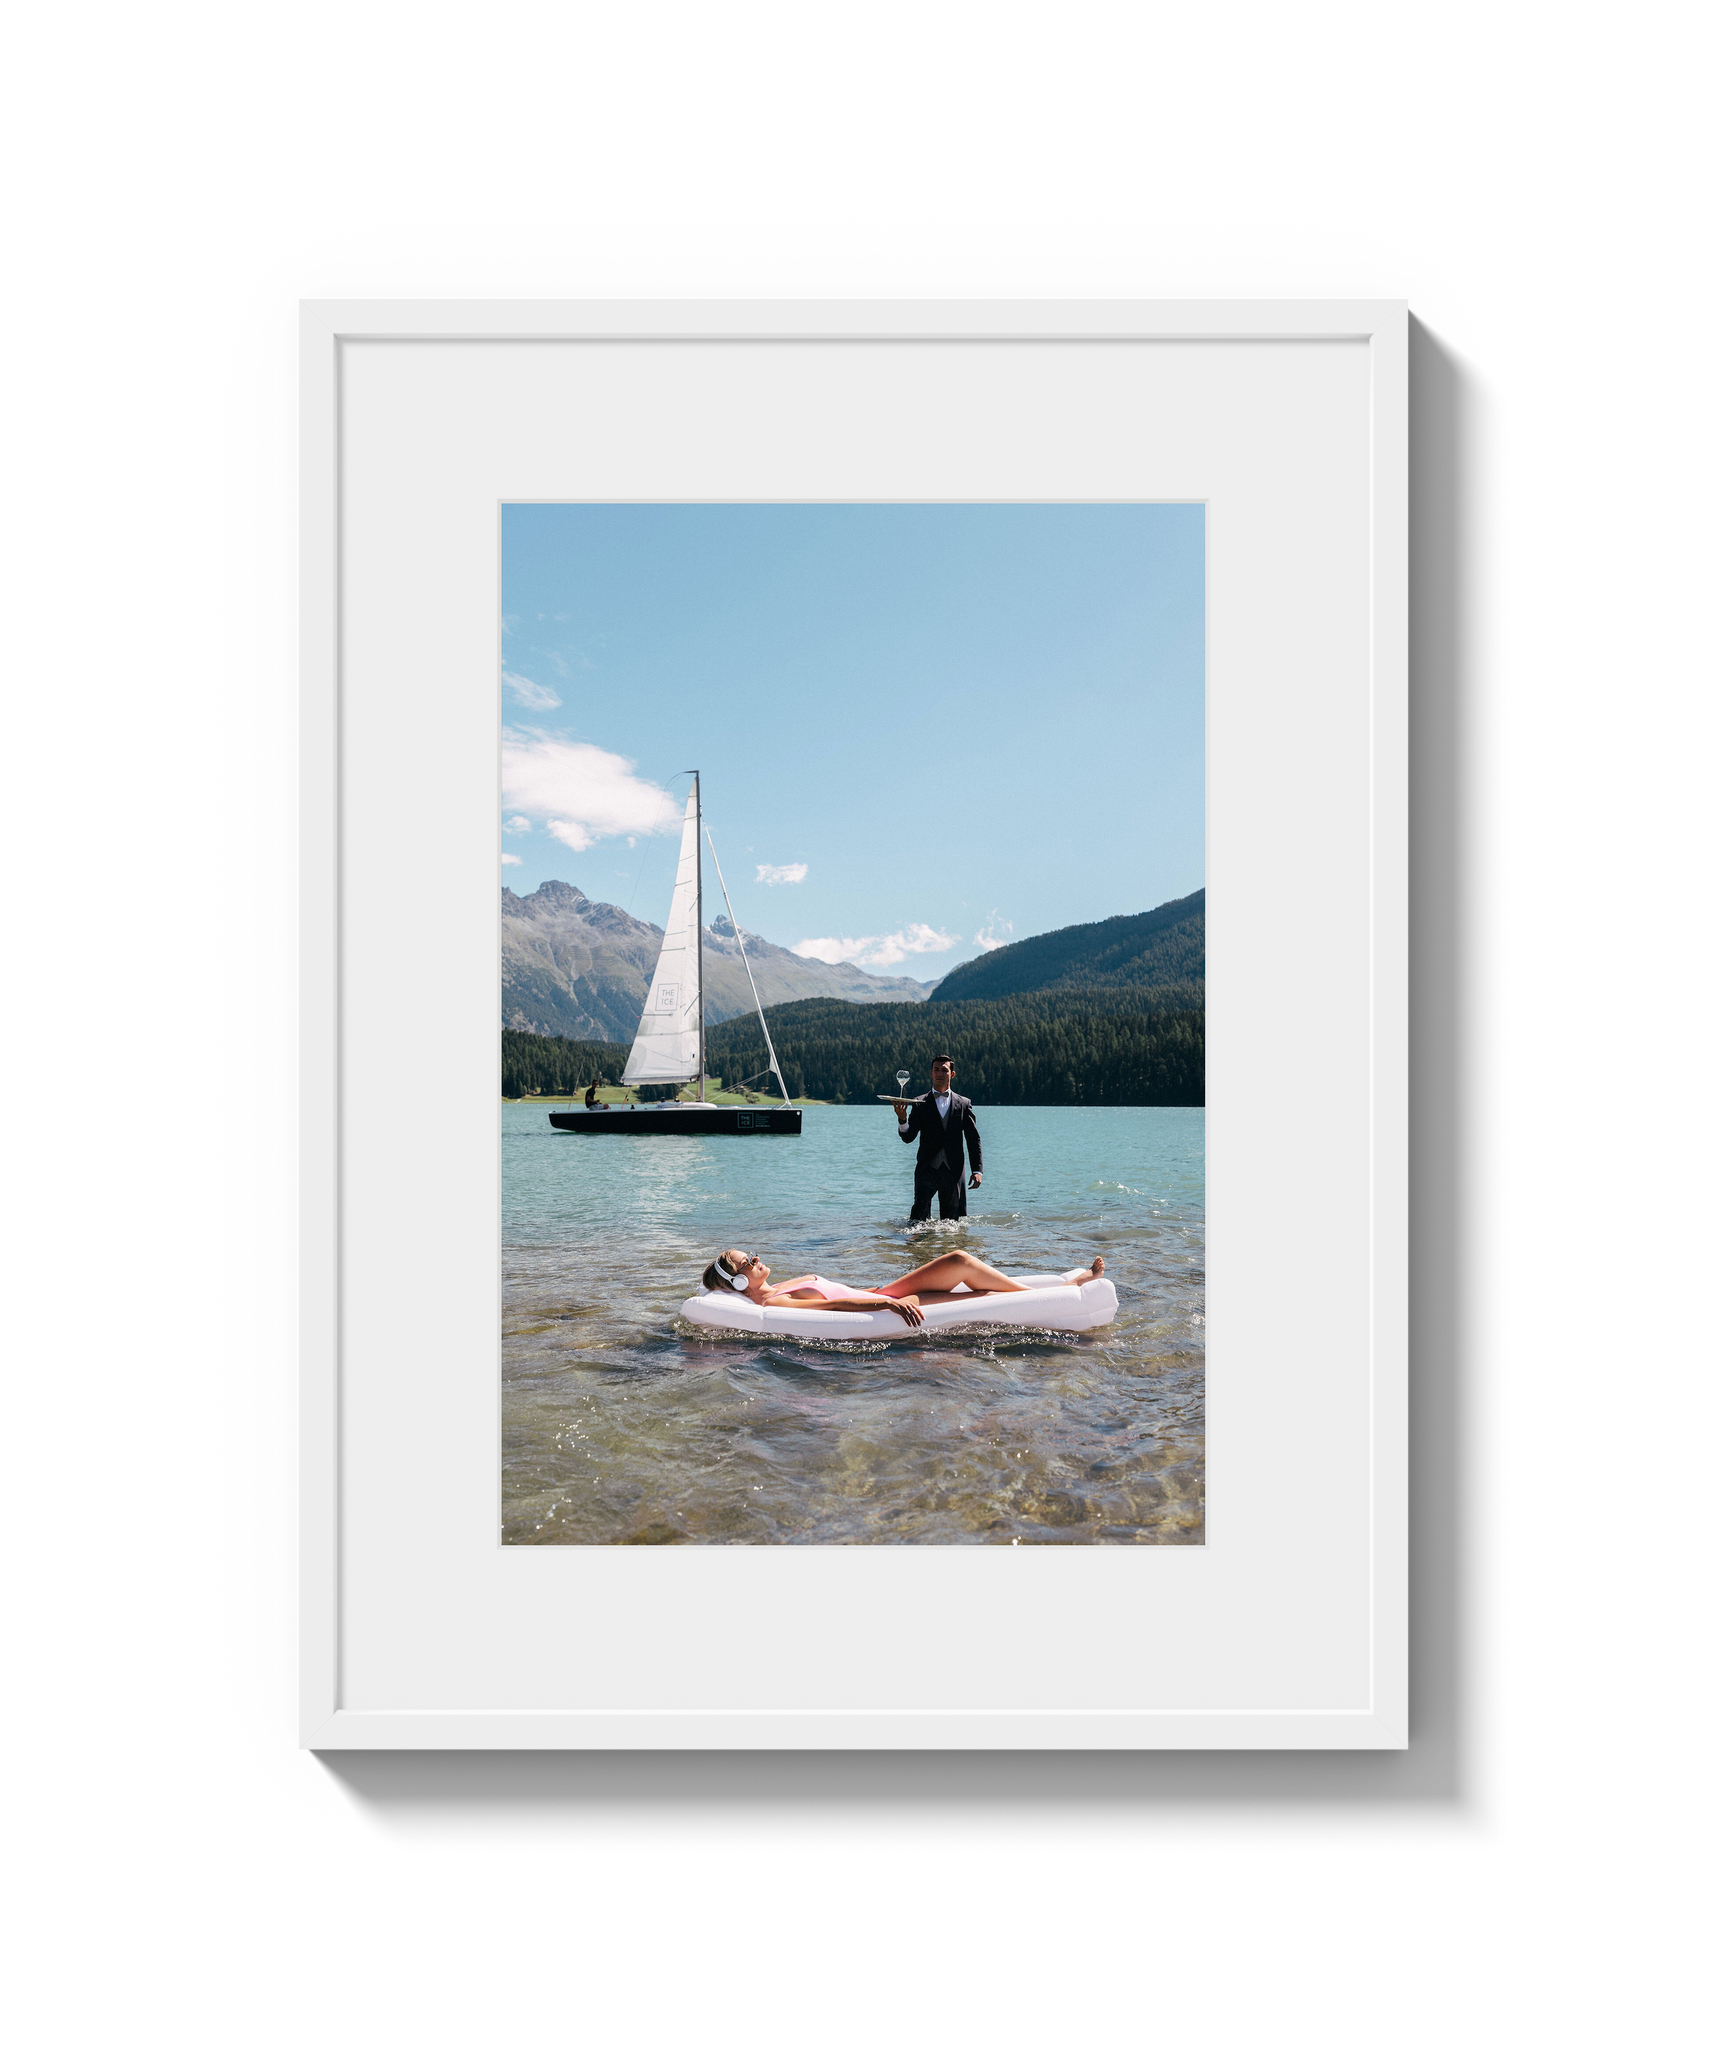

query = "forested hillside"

[
  {"left": 929, "top": 889, "right": 1205, "bottom": 1003},
  {"left": 704, "top": 991, "right": 1203, "bottom": 1107},
  {"left": 501, "top": 1033, "right": 632, "bottom": 1099}
]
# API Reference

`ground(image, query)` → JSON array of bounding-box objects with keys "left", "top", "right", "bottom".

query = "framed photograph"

[{"left": 301, "top": 300, "right": 1406, "bottom": 1748}]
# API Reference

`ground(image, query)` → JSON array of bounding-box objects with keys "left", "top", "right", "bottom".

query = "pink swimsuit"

[{"left": 777, "top": 1273, "right": 873, "bottom": 1303}]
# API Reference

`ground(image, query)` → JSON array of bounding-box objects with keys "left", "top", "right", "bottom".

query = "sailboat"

[{"left": 549, "top": 771, "right": 802, "bottom": 1136}]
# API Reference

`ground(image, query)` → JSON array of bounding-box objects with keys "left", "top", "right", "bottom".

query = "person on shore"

[
  {"left": 701, "top": 1248, "right": 1105, "bottom": 1328},
  {"left": 894, "top": 1054, "right": 983, "bottom": 1220}
]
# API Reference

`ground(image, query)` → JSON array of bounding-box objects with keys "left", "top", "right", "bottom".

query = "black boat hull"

[{"left": 548, "top": 1106, "right": 802, "bottom": 1136}]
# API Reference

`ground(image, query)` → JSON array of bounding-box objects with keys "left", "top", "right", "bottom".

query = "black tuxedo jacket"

[{"left": 900, "top": 1091, "right": 982, "bottom": 1177}]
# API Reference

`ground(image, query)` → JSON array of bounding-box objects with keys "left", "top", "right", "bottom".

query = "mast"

[
  {"left": 705, "top": 820, "right": 793, "bottom": 1109},
  {"left": 694, "top": 769, "right": 704, "bottom": 1102}
]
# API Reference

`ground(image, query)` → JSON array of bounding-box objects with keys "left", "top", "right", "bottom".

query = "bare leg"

[
  {"left": 875, "top": 1250, "right": 1031, "bottom": 1299},
  {"left": 877, "top": 1251, "right": 1106, "bottom": 1298}
]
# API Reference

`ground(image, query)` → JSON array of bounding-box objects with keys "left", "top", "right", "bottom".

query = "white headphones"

[{"left": 722, "top": 1259, "right": 751, "bottom": 1291}]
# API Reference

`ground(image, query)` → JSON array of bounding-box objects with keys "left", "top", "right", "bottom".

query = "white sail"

[{"left": 622, "top": 787, "right": 703, "bottom": 1084}]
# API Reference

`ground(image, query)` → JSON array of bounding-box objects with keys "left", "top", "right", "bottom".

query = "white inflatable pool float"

[{"left": 679, "top": 1271, "right": 1118, "bottom": 1342}]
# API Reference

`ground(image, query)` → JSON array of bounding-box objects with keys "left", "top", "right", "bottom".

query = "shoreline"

[
  {"left": 507, "top": 1090, "right": 830, "bottom": 1108},
  {"left": 504, "top": 1094, "right": 1203, "bottom": 1110}
]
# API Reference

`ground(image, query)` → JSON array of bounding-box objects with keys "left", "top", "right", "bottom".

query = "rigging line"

[
  {"left": 620, "top": 770, "right": 692, "bottom": 924},
  {"left": 703, "top": 819, "right": 793, "bottom": 1108}
]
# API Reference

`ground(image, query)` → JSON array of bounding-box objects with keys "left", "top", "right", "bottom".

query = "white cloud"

[
  {"left": 502, "top": 669, "right": 561, "bottom": 711},
  {"left": 793, "top": 924, "right": 958, "bottom": 970},
  {"left": 501, "top": 853, "right": 522, "bottom": 867},
  {"left": 501, "top": 735, "right": 682, "bottom": 851},
  {"left": 504, "top": 815, "right": 532, "bottom": 835},
  {"left": 975, "top": 912, "right": 1014, "bottom": 952},
  {"left": 755, "top": 862, "right": 808, "bottom": 886}
]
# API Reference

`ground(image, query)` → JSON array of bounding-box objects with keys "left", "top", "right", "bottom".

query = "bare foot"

[{"left": 1067, "top": 1254, "right": 1106, "bottom": 1285}]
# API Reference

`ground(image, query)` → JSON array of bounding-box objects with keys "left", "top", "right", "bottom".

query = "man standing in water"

[{"left": 895, "top": 1053, "right": 984, "bottom": 1220}]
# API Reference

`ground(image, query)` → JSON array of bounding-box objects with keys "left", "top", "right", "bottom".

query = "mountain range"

[
  {"left": 929, "top": 889, "right": 1205, "bottom": 1003},
  {"left": 501, "top": 880, "right": 939, "bottom": 1041}
]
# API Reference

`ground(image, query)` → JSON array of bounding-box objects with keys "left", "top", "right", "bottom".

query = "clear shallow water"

[{"left": 503, "top": 1102, "right": 1204, "bottom": 1545}]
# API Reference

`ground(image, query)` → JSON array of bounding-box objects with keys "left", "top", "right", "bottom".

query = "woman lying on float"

[{"left": 699, "top": 1248, "right": 1106, "bottom": 1328}]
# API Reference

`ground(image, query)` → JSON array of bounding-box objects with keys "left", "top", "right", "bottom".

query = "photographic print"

[{"left": 501, "top": 502, "right": 1204, "bottom": 1544}]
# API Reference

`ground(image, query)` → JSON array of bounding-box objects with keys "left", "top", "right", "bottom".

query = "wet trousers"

[{"left": 910, "top": 1165, "right": 967, "bottom": 1221}]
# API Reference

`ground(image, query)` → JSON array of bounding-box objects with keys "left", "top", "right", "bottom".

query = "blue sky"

[{"left": 500, "top": 503, "right": 1203, "bottom": 980}]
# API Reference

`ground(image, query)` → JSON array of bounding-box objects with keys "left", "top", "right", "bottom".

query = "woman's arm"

[{"left": 762, "top": 1287, "right": 925, "bottom": 1326}]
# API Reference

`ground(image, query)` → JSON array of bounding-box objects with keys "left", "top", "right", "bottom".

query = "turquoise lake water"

[{"left": 502, "top": 1101, "right": 1204, "bottom": 1544}]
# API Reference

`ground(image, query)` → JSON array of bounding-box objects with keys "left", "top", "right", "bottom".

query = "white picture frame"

[{"left": 301, "top": 300, "right": 1407, "bottom": 1749}]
